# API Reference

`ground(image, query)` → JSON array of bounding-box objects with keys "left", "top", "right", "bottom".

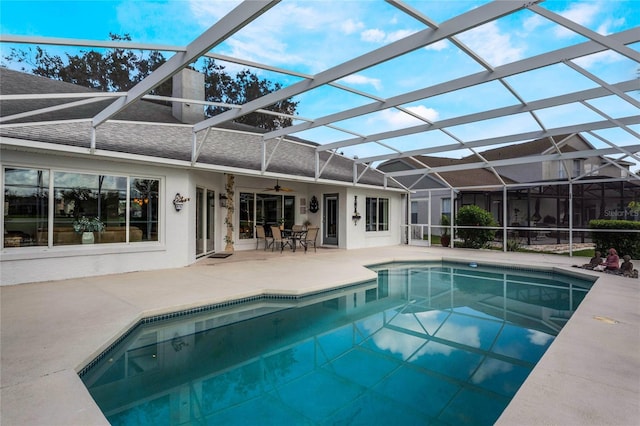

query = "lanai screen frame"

[{"left": 1, "top": 0, "right": 639, "bottom": 254}]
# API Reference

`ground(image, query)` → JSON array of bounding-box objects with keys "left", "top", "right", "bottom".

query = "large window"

[
  {"left": 239, "top": 192, "right": 295, "bottom": 239},
  {"left": 3, "top": 168, "right": 49, "bottom": 247},
  {"left": 3, "top": 167, "right": 159, "bottom": 248},
  {"left": 366, "top": 197, "right": 389, "bottom": 231}
]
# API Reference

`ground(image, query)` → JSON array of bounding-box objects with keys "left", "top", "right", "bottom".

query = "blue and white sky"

[{"left": 1, "top": 0, "right": 639, "bottom": 162}]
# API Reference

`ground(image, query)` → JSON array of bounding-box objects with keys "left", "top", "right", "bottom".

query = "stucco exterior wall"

[
  {"left": 2, "top": 149, "right": 405, "bottom": 285},
  {"left": 1, "top": 149, "right": 194, "bottom": 285}
]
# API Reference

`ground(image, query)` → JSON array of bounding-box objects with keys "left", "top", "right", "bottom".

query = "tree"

[{"left": 3, "top": 34, "right": 298, "bottom": 130}]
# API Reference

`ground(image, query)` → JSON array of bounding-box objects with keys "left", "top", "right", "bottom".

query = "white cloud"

[
  {"left": 457, "top": 21, "right": 523, "bottom": 66},
  {"left": 471, "top": 358, "right": 513, "bottom": 384},
  {"left": 361, "top": 28, "right": 417, "bottom": 44},
  {"left": 385, "top": 29, "right": 416, "bottom": 43},
  {"left": 361, "top": 28, "right": 386, "bottom": 43},
  {"left": 375, "top": 105, "right": 439, "bottom": 128},
  {"left": 572, "top": 50, "right": 624, "bottom": 68},
  {"left": 424, "top": 39, "right": 449, "bottom": 51},
  {"left": 341, "top": 18, "right": 364, "bottom": 35},
  {"left": 556, "top": 2, "right": 601, "bottom": 37},
  {"left": 528, "top": 330, "right": 554, "bottom": 346},
  {"left": 188, "top": 1, "right": 241, "bottom": 26},
  {"left": 339, "top": 74, "right": 382, "bottom": 91}
]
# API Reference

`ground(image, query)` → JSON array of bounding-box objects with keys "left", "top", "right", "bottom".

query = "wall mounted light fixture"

[
  {"left": 173, "top": 193, "right": 190, "bottom": 211},
  {"left": 352, "top": 195, "right": 361, "bottom": 225},
  {"left": 219, "top": 193, "right": 228, "bottom": 208}
]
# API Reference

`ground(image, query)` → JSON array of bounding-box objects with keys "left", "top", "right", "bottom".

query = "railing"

[{"left": 404, "top": 223, "right": 640, "bottom": 256}]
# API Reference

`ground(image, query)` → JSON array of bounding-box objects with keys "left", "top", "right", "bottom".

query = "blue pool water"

[{"left": 80, "top": 262, "right": 593, "bottom": 425}]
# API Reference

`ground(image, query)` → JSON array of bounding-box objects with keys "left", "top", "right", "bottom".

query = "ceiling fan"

[{"left": 264, "top": 180, "right": 294, "bottom": 192}]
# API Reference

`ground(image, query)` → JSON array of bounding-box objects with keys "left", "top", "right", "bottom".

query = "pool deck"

[{"left": 1, "top": 245, "right": 638, "bottom": 425}]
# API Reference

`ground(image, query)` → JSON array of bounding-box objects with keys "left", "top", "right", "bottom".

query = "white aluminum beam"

[
  {"left": 332, "top": 80, "right": 637, "bottom": 154},
  {"left": 358, "top": 115, "right": 640, "bottom": 164},
  {"left": 298, "top": 29, "right": 639, "bottom": 150},
  {"left": 193, "top": 0, "right": 530, "bottom": 133},
  {"left": 92, "top": 0, "right": 279, "bottom": 128},
  {"left": 529, "top": 4, "right": 640, "bottom": 63},
  {"left": 386, "top": 144, "right": 640, "bottom": 177}
]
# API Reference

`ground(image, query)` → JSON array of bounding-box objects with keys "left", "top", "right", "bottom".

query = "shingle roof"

[
  {"left": 0, "top": 69, "right": 397, "bottom": 188},
  {"left": 400, "top": 156, "right": 514, "bottom": 187}
]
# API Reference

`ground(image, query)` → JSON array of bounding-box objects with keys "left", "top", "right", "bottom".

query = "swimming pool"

[{"left": 80, "top": 262, "right": 594, "bottom": 425}]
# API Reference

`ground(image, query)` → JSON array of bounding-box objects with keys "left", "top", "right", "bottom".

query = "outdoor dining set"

[{"left": 255, "top": 225, "right": 319, "bottom": 253}]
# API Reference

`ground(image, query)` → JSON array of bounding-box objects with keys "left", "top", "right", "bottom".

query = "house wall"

[
  {"left": 345, "top": 187, "right": 403, "bottom": 249},
  {"left": 1, "top": 149, "right": 194, "bottom": 286},
  {"left": 1, "top": 149, "right": 404, "bottom": 285}
]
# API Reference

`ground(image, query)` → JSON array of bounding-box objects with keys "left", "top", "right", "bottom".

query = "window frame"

[
  {"left": 365, "top": 196, "right": 389, "bottom": 232},
  {"left": 3, "top": 165, "right": 162, "bottom": 249}
]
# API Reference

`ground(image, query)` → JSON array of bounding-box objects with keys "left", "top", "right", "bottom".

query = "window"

[
  {"left": 239, "top": 192, "right": 255, "bottom": 239},
  {"left": 241, "top": 192, "right": 296, "bottom": 239},
  {"left": 442, "top": 197, "right": 451, "bottom": 219},
  {"left": 558, "top": 161, "right": 567, "bottom": 179},
  {"left": 130, "top": 178, "right": 159, "bottom": 242},
  {"left": 54, "top": 172, "right": 128, "bottom": 245},
  {"left": 573, "top": 159, "right": 582, "bottom": 177},
  {"left": 3, "top": 168, "right": 49, "bottom": 247},
  {"left": 366, "top": 197, "right": 389, "bottom": 231},
  {"left": 411, "top": 201, "right": 418, "bottom": 224},
  {"left": 3, "top": 167, "right": 160, "bottom": 248}
]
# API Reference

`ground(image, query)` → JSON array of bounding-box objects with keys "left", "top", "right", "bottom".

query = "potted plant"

[
  {"left": 303, "top": 219, "right": 312, "bottom": 230},
  {"left": 278, "top": 217, "right": 286, "bottom": 230},
  {"left": 440, "top": 214, "right": 451, "bottom": 247},
  {"left": 73, "top": 216, "right": 105, "bottom": 244}
]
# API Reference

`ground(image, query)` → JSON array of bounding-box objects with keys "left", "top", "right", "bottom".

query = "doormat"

[{"left": 209, "top": 252, "right": 233, "bottom": 259}]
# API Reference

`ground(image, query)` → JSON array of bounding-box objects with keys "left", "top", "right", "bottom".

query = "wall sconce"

[
  {"left": 219, "top": 193, "right": 228, "bottom": 208},
  {"left": 173, "top": 193, "right": 190, "bottom": 211},
  {"left": 352, "top": 195, "right": 361, "bottom": 225}
]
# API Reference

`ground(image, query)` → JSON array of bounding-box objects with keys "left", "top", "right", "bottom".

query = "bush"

[
  {"left": 589, "top": 219, "right": 640, "bottom": 258},
  {"left": 455, "top": 205, "right": 497, "bottom": 249},
  {"left": 506, "top": 239, "right": 521, "bottom": 252}
]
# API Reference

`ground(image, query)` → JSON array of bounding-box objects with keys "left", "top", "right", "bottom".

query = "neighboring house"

[
  {"left": 379, "top": 134, "right": 640, "bottom": 241},
  {"left": 1, "top": 69, "right": 405, "bottom": 285}
]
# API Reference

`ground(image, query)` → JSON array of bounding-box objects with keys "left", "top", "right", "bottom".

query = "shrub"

[
  {"left": 589, "top": 219, "right": 640, "bottom": 258},
  {"left": 455, "top": 205, "right": 497, "bottom": 249},
  {"left": 440, "top": 214, "right": 450, "bottom": 235},
  {"left": 506, "top": 239, "right": 521, "bottom": 252}
]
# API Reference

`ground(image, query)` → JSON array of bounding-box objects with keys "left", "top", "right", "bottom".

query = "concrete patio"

[{"left": 1, "top": 245, "right": 638, "bottom": 425}]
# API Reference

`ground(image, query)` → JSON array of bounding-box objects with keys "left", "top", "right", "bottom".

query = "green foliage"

[
  {"left": 440, "top": 214, "right": 450, "bottom": 235},
  {"left": 3, "top": 34, "right": 298, "bottom": 131},
  {"left": 506, "top": 239, "right": 521, "bottom": 252},
  {"left": 73, "top": 216, "right": 105, "bottom": 233},
  {"left": 589, "top": 219, "right": 640, "bottom": 258},
  {"left": 455, "top": 205, "right": 497, "bottom": 249}
]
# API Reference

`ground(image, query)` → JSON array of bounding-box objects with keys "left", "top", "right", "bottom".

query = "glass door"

[
  {"left": 323, "top": 193, "right": 338, "bottom": 246},
  {"left": 195, "top": 188, "right": 215, "bottom": 256},
  {"left": 196, "top": 188, "right": 204, "bottom": 256},
  {"left": 206, "top": 190, "right": 215, "bottom": 252}
]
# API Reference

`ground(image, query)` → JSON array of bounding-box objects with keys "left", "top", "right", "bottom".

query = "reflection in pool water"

[{"left": 80, "top": 262, "right": 593, "bottom": 425}]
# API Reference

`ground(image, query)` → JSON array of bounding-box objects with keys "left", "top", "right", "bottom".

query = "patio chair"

[
  {"left": 270, "top": 226, "right": 291, "bottom": 252},
  {"left": 255, "top": 225, "right": 272, "bottom": 250},
  {"left": 302, "top": 227, "right": 319, "bottom": 252},
  {"left": 291, "top": 224, "right": 304, "bottom": 248}
]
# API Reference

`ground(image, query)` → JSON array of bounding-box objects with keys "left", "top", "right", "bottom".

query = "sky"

[{"left": 1, "top": 0, "right": 639, "bottom": 163}]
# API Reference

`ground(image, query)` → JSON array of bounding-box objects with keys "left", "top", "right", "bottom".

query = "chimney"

[{"left": 172, "top": 69, "right": 205, "bottom": 124}]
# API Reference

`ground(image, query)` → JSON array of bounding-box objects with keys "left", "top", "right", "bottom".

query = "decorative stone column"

[{"left": 224, "top": 174, "right": 235, "bottom": 252}]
